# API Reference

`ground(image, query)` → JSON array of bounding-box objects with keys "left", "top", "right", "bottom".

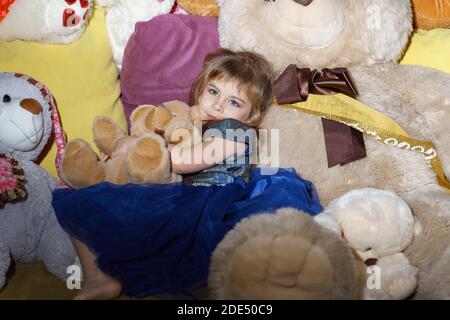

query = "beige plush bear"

[
  {"left": 214, "top": 0, "right": 450, "bottom": 299},
  {"left": 61, "top": 100, "right": 200, "bottom": 188}
]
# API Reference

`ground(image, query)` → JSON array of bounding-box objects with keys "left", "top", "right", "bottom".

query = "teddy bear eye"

[{"left": 2, "top": 95, "right": 11, "bottom": 103}]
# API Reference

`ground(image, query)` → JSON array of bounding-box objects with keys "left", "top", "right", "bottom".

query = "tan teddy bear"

[{"left": 61, "top": 100, "right": 200, "bottom": 188}]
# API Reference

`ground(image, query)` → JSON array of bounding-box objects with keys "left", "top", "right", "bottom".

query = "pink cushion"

[{"left": 120, "top": 14, "right": 220, "bottom": 120}]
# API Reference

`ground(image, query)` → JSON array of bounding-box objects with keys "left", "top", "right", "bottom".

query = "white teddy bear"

[
  {"left": 96, "top": 0, "right": 175, "bottom": 69},
  {"left": 315, "top": 188, "right": 422, "bottom": 300},
  {"left": 0, "top": 0, "right": 94, "bottom": 44}
]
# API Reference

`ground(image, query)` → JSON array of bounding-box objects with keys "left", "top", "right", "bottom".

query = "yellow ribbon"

[{"left": 279, "top": 93, "right": 450, "bottom": 194}]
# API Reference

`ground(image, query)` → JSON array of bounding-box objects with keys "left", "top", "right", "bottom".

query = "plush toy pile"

[
  {"left": 209, "top": 188, "right": 422, "bottom": 299},
  {"left": 1, "top": 0, "right": 450, "bottom": 300}
]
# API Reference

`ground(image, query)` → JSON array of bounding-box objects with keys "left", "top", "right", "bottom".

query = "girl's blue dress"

[{"left": 52, "top": 119, "right": 323, "bottom": 298}]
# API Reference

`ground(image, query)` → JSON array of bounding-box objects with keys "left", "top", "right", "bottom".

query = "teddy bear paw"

[
  {"left": 93, "top": 116, "right": 126, "bottom": 156},
  {"left": 131, "top": 106, "right": 172, "bottom": 136},
  {"left": 61, "top": 139, "right": 105, "bottom": 188},
  {"left": 208, "top": 208, "right": 360, "bottom": 299},
  {"left": 125, "top": 133, "right": 172, "bottom": 184}
]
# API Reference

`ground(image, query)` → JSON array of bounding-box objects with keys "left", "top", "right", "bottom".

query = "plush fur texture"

[{"left": 216, "top": 0, "right": 450, "bottom": 299}]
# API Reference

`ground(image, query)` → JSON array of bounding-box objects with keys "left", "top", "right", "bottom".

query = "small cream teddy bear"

[{"left": 315, "top": 188, "right": 422, "bottom": 300}]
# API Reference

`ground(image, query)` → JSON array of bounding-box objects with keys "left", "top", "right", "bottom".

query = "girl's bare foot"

[{"left": 74, "top": 273, "right": 123, "bottom": 300}]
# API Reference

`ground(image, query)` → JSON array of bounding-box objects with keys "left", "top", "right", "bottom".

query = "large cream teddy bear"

[
  {"left": 210, "top": 0, "right": 450, "bottom": 299},
  {"left": 61, "top": 100, "right": 200, "bottom": 188}
]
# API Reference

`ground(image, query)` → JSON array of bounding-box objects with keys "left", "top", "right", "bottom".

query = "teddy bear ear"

[{"left": 362, "top": 0, "right": 413, "bottom": 63}]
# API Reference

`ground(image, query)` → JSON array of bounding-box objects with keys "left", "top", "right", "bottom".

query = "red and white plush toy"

[{"left": 0, "top": 0, "right": 94, "bottom": 44}]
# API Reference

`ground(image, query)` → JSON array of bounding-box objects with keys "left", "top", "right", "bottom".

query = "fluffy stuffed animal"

[
  {"left": 61, "top": 100, "right": 199, "bottom": 188},
  {"left": 209, "top": 189, "right": 420, "bottom": 300},
  {"left": 412, "top": 0, "right": 450, "bottom": 30},
  {"left": 177, "top": 0, "right": 219, "bottom": 16},
  {"left": 96, "top": 0, "right": 175, "bottom": 69},
  {"left": 209, "top": 207, "right": 361, "bottom": 299},
  {"left": 315, "top": 188, "right": 420, "bottom": 300},
  {"left": 0, "top": 72, "right": 77, "bottom": 289},
  {"left": 214, "top": 0, "right": 450, "bottom": 299},
  {"left": 0, "top": 0, "right": 94, "bottom": 44}
]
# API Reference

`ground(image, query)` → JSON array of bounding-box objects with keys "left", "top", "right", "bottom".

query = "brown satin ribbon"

[{"left": 274, "top": 64, "right": 366, "bottom": 167}]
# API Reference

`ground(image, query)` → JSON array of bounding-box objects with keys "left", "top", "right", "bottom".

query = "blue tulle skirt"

[{"left": 52, "top": 168, "right": 323, "bottom": 298}]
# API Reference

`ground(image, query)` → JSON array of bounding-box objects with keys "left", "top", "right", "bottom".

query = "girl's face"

[{"left": 197, "top": 79, "right": 252, "bottom": 123}]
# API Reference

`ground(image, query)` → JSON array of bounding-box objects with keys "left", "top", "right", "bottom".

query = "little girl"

[{"left": 52, "top": 49, "right": 323, "bottom": 300}]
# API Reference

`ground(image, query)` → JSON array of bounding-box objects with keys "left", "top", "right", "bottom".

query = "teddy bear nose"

[
  {"left": 364, "top": 258, "right": 378, "bottom": 267},
  {"left": 20, "top": 98, "right": 42, "bottom": 115},
  {"left": 294, "top": 0, "right": 314, "bottom": 6}
]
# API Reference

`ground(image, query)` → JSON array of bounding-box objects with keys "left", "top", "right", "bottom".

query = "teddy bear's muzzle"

[
  {"left": 0, "top": 97, "right": 44, "bottom": 152},
  {"left": 20, "top": 98, "right": 42, "bottom": 115},
  {"left": 269, "top": 0, "right": 346, "bottom": 48}
]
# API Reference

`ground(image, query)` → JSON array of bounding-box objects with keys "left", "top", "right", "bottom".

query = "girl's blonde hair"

[{"left": 190, "top": 49, "right": 274, "bottom": 127}]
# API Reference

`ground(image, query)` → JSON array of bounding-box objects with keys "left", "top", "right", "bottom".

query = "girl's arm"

[{"left": 170, "top": 138, "right": 247, "bottom": 175}]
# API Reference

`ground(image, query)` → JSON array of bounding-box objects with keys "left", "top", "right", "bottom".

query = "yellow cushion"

[
  {"left": 400, "top": 28, "right": 450, "bottom": 74},
  {"left": 0, "top": 6, "right": 127, "bottom": 178}
]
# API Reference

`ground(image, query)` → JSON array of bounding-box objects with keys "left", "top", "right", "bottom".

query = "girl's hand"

[{"left": 170, "top": 138, "right": 247, "bottom": 175}]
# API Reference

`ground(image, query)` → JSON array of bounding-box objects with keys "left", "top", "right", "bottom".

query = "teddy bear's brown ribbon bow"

[{"left": 274, "top": 64, "right": 366, "bottom": 167}]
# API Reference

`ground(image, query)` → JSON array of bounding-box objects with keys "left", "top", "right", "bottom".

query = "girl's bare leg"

[{"left": 71, "top": 236, "right": 123, "bottom": 300}]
